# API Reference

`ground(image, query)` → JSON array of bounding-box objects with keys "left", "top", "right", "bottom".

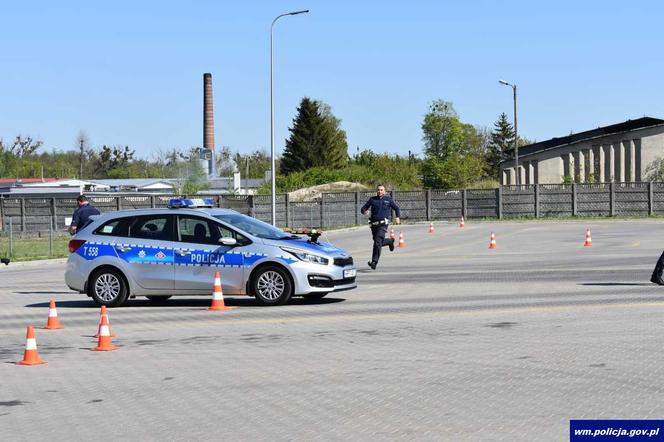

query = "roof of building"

[
  {"left": 92, "top": 179, "right": 175, "bottom": 188},
  {"left": 0, "top": 178, "right": 61, "bottom": 185},
  {"left": 515, "top": 117, "right": 664, "bottom": 159}
]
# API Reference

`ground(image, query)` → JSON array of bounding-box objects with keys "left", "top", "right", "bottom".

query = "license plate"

[{"left": 343, "top": 269, "right": 356, "bottom": 278}]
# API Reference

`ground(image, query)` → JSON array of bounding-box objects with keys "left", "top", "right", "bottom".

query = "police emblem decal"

[
  {"left": 138, "top": 250, "right": 146, "bottom": 258},
  {"left": 155, "top": 251, "right": 166, "bottom": 260}
]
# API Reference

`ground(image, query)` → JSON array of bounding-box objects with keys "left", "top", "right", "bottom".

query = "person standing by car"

[
  {"left": 68, "top": 195, "right": 100, "bottom": 235},
  {"left": 361, "top": 184, "right": 401, "bottom": 270}
]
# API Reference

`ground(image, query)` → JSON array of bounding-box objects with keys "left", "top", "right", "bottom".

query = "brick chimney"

[{"left": 203, "top": 73, "right": 215, "bottom": 152}]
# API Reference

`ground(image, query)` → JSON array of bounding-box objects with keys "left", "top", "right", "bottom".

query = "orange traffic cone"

[
  {"left": 209, "top": 271, "right": 233, "bottom": 311},
  {"left": 92, "top": 313, "right": 117, "bottom": 351},
  {"left": 44, "top": 299, "right": 63, "bottom": 330},
  {"left": 17, "top": 326, "right": 47, "bottom": 365},
  {"left": 389, "top": 226, "right": 395, "bottom": 241},
  {"left": 95, "top": 305, "right": 115, "bottom": 338},
  {"left": 489, "top": 232, "right": 497, "bottom": 249},
  {"left": 584, "top": 227, "right": 592, "bottom": 247},
  {"left": 428, "top": 222, "right": 434, "bottom": 234},
  {"left": 398, "top": 231, "right": 406, "bottom": 248},
  {"left": 460, "top": 216, "right": 465, "bottom": 228}
]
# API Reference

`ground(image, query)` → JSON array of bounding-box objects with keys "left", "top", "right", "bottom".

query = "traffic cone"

[
  {"left": 428, "top": 222, "right": 434, "bottom": 234},
  {"left": 398, "top": 231, "right": 406, "bottom": 248},
  {"left": 489, "top": 232, "right": 497, "bottom": 249},
  {"left": 44, "top": 299, "right": 63, "bottom": 330},
  {"left": 94, "top": 305, "right": 115, "bottom": 338},
  {"left": 389, "top": 226, "right": 395, "bottom": 240},
  {"left": 92, "top": 313, "right": 117, "bottom": 351},
  {"left": 16, "top": 326, "right": 47, "bottom": 365},
  {"left": 460, "top": 216, "right": 465, "bottom": 228},
  {"left": 209, "top": 271, "right": 233, "bottom": 311},
  {"left": 584, "top": 227, "right": 592, "bottom": 247}
]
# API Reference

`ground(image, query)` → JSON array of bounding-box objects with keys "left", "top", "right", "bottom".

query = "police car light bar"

[{"left": 168, "top": 198, "right": 215, "bottom": 208}]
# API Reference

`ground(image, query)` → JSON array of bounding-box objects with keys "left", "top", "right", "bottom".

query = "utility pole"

[{"left": 79, "top": 138, "right": 84, "bottom": 180}]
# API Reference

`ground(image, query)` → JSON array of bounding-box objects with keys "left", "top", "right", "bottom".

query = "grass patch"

[{"left": 0, "top": 235, "right": 70, "bottom": 261}]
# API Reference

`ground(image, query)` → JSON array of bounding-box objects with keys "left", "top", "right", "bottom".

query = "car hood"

[{"left": 261, "top": 237, "right": 350, "bottom": 257}]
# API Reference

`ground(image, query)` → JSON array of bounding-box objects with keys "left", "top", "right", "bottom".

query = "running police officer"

[
  {"left": 361, "top": 184, "right": 401, "bottom": 270},
  {"left": 68, "top": 195, "right": 100, "bottom": 235}
]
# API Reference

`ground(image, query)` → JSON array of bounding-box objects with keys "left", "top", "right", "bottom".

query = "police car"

[{"left": 65, "top": 198, "right": 357, "bottom": 307}]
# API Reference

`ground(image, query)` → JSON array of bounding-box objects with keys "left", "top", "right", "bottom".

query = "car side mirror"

[{"left": 219, "top": 237, "right": 237, "bottom": 246}]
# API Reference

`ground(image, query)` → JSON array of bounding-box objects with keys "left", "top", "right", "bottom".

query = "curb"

[{"left": 0, "top": 258, "right": 67, "bottom": 268}]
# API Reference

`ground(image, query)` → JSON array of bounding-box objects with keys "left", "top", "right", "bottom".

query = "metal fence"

[{"left": 2, "top": 183, "right": 664, "bottom": 234}]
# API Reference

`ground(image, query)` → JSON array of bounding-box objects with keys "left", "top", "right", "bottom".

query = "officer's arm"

[
  {"left": 360, "top": 199, "right": 371, "bottom": 215},
  {"left": 69, "top": 211, "right": 80, "bottom": 235},
  {"left": 391, "top": 200, "right": 401, "bottom": 219}
]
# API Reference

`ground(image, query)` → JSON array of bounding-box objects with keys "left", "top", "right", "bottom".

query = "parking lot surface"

[{"left": 2, "top": 220, "right": 664, "bottom": 441}]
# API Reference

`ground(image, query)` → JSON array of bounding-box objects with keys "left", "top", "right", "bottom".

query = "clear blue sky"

[{"left": 2, "top": 0, "right": 663, "bottom": 160}]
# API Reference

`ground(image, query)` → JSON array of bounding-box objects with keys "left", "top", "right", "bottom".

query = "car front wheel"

[
  {"left": 89, "top": 268, "right": 129, "bottom": 307},
  {"left": 251, "top": 265, "right": 293, "bottom": 306}
]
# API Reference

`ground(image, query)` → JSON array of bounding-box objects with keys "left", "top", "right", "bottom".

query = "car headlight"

[{"left": 280, "top": 247, "right": 329, "bottom": 265}]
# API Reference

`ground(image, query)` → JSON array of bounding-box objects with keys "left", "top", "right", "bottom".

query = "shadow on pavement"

[
  {"left": 15, "top": 291, "right": 75, "bottom": 295},
  {"left": 578, "top": 282, "right": 655, "bottom": 286},
  {"left": 24, "top": 296, "right": 345, "bottom": 309}
]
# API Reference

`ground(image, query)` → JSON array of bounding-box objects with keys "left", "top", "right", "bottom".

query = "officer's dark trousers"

[
  {"left": 651, "top": 251, "right": 664, "bottom": 285},
  {"left": 370, "top": 224, "right": 392, "bottom": 264}
]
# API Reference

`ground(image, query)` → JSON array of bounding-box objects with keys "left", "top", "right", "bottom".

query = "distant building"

[
  {"left": 500, "top": 117, "right": 664, "bottom": 185},
  {"left": 90, "top": 179, "right": 174, "bottom": 192}
]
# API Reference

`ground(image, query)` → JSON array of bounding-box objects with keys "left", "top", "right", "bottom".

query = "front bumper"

[{"left": 289, "top": 261, "right": 357, "bottom": 295}]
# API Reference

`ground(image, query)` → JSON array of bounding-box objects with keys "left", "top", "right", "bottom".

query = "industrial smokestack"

[{"left": 203, "top": 73, "right": 215, "bottom": 176}]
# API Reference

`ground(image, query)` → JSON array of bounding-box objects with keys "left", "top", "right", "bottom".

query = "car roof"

[{"left": 92, "top": 207, "right": 242, "bottom": 220}]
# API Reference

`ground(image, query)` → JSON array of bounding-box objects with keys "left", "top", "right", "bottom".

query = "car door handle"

[
  {"left": 176, "top": 249, "right": 192, "bottom": 256},
  {"left": 114, "top": 245, "right": 132, "bottom": 253}
]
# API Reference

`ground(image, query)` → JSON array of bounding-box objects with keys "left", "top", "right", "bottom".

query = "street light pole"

[
  {"left": 270, "top": 9, "right": 309, "bottom": 226},
  {"left": 499, "top": 80, "right": 519, "bottom": 185}
]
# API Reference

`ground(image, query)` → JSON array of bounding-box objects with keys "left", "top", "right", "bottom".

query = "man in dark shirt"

[
  {"left": 68, "top": 195, "right": 100, "bottom": 235},
  {"left": 361, "top": 184, "right": 401, "bottom": 270}
]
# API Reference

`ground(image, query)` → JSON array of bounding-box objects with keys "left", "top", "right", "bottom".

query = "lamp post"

[
  {"left": 270, "top": 9, "right": 309, "bottom": 226},
  {"left": 499, "top": 80, "right": 518, "bottom": 185}
]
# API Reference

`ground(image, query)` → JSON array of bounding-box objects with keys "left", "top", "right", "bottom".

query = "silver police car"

[{"left": 65, "top": 198, "right": 356, "bottom": 306}]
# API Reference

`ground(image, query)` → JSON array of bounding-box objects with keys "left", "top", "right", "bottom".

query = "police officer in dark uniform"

[
  {"left": 68, "top": 195, "right": 100, "bottom": 235},
  {"left": 361, "top": 184, "right": 401, "bottom": 270}
]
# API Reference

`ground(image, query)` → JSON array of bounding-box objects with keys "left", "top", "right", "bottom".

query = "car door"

[
  {"left": 113, "top": 214, "right": 175, "bottom": 290},
  {"left": 174, "top": 215, "right": 245, "bottom": 294}
]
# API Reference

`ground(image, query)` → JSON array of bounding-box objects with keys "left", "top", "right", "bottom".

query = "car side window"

[
  {"left": 216, "top": 222, "right": 251, "bottom": 246},
  {"left": 129, "top": 215, "right": 173, "bottom": 241},
  {"left": 177, "top": 215, "right": 221, "bottom": 245},
  {"left": 94, "top": 217, "right": 131, "bottom": 237}
]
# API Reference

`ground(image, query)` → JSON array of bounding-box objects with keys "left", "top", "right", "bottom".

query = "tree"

[
  {"left": 0, "top": 135, "right": 43, "bottom": 158},
  {"left": 421, "top": 100, "right": 489, "bottom": 188},
  {"left": 281, "top": 97, "right": 348, "bottom": 174},
  {"left": 421, "top": 100, "right": 465, "bottom": 161},
  {"left": 76, "top": 131, "right": 89, "bottom": 179},
  {"left": 234, "top": 149, "right": 272, "bottom": 179},
  {"left": 487, "top": 113, "right": 515, "bottom": 179}
]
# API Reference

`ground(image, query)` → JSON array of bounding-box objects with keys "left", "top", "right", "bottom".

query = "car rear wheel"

[
  {"left": 89, "top": 268, "right": 129, "bottom": 307},
  {"left": 251, "top": 265, "right": 293, "bottom": 306},
  {"left": 146, "top": 295, "right": 172, "bottom": 303}
]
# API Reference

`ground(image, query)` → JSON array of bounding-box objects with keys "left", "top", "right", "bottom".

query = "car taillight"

[{"left": 68, "top": 239, "right": 86, "bottom": 253}]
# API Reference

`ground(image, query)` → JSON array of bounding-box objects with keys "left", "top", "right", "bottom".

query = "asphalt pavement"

[{"left": 1, "top": 219, "right": 664, "bottom": 441}]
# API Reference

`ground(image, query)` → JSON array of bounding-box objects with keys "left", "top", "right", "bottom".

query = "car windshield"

[{"left": 213, "top": 213, "right": 297, "bottom": 240}]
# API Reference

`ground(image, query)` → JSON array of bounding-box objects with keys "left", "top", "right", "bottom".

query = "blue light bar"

[{"left": 168, "top": 198, "right": 215, "bottom": 208}]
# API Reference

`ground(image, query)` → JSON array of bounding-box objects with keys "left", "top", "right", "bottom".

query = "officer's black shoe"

[
  {"left": 389, "top": 240, "right": 395, "bottom": 252},
  {"left": 368, "top": 261, "right": 377, "bottom": 270},
  {"left": 651, "top": 272, "right": 664, "bottom": 285},
  {"left": 0, "top": 258, "right": 9, "bottom": 266}
]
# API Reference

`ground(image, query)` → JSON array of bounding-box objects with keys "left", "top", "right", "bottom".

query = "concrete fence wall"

[{"left": 3, "top": 183, "right": 664, "bottom": 233}]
